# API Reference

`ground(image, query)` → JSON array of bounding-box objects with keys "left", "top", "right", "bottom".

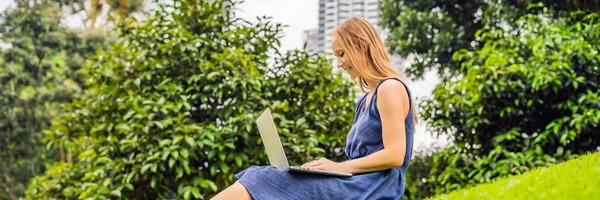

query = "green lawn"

[{"left": 429, "top": 151, "right": 600, "bottom": 200}]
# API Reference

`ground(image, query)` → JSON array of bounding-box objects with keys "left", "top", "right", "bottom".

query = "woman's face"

[{"left": 332, "top": 39, "right": 359, "bottom": 80}]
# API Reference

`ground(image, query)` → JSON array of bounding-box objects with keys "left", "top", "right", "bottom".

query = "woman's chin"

[{"left": 348, "top": 72, "right": 358, "bottom": 80}]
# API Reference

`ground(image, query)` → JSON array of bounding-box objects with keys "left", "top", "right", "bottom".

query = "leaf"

[
  {"left": 180, "top": 148, "right": 189, "bottom": 159},
  {"left": 159, "top": 139, "right": 172, "bottom": 147},
  {"left": 185, "top": 137, "right": 196, "bottom": 147},
  {"left": 296, "top": 117, "right": 306, "bottom": 127},
  {"left": 208, "top": 181, "right": 218, "bottom": 192},
  {"left": 176, "top": 166, "right": 184, "bottom": 178},
  {"left": 210, "top": 165, "right": 218, "bottom": 176},
  {"left": 560, "top": 133, "right": 568, "bottom": 145},
  {"left": 169, "top": 158, "right": 176, "bottom": 168},
  {"left": 19, "top": 86, "right": 36, "bottom": 100},
  {"left": 218, "top": 151, "right": 226, "bottom": 161},
  {"left": 220, "top": 162, "right": 230, "bottom": 173},
  {"left": 110, "top": 190, "right": 121, "bottom": 197},
  {"left": 103, "top": 178, "right": 111, "bottom": 187},
  {"left": 207, "top": 71, "right": 220, "bottom": 79},
  {"left": 151, "top": 176, "right": 157, "bottom": 188},
  {"left": 162, "top": 151, "right": 170, "bottom": 160},
  {"left": 172, "top": 150, "right": 180, "bottom": 159},
  {"left": 556, "top": 146, "right": 564, "bottom": 156},
  {"left": 235, "top": 156, "right": 242, "bottom": 167},
  {"left": 118, "top": 124, "right": 130, "bottom": 131},
  {"left": 159, "top": 78, "right": 171, "bottom": 86},
  {"left": 173, "top": 135, "right": 184, "bottom": 144},
  {"left": 141, "top": 164, "right": 152, "bottom": 174},
  {"left": 183, "top": 190, "right": 191, "bottom": 200},
  {"left": 183, "top": 163, "right": 191, "bottom": 175},
  {"left": 154, "top": 121, "right": 165, "bottom": 129},
  {"left": 125, "top": 183, "right": 134, "bottom": 191},
  {"left": 527, "top": 2, "right": 544, "bottom": 9},
  {"left": 123, "top": 110, "right": 136, "bottom": 120},
  {"left": 79, "top": 149, "right": 95, "bottom": 159},
  {"left": 191, "top": 187, "right": 201, "bottom": 198}
]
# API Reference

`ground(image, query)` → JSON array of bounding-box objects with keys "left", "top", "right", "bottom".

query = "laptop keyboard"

[{"left": 291, "top": 166, "right": 314, "bottom": 171}]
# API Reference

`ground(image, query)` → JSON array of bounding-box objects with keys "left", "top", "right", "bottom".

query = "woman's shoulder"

[
  {"left": 375, "top": 79, "right": 410, "bottom": 109},
  {"left": 377, "top": 79, "right": 409, "bottom": 97}
]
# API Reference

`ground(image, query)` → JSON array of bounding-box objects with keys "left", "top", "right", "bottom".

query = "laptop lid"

[{"left": 256, "top": 108, "right": 290, "bottom": 170}]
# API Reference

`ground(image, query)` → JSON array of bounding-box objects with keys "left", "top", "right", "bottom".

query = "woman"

[{"left": 212, "top": 16, "right": 417, "bottom": 200}]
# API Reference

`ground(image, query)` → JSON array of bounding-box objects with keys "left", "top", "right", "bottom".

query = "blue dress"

[{"left": 235, "top": 78, "right": 415, "bottom": 200}]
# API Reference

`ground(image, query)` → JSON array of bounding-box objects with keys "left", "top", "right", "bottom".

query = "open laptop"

[{"left": 256, "top": 108, "right": 353, "bottom": 177}]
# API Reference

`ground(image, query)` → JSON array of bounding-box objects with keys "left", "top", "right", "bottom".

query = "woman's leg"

[{"left": 210, "top": 181, "right": 252, "bottom": 200}]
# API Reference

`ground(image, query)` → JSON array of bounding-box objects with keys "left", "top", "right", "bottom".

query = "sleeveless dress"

[{"left": 235, "top": 78, "right": 415, "bottom": 200}]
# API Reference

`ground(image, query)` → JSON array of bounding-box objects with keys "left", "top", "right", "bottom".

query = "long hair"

[{"left": 333, "top": 17, "right": 419, "bottom": 124}]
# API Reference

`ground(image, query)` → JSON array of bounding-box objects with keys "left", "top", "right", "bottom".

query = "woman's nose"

[{"left": 337, "top": 60, "right": 344, "bottom": 68}]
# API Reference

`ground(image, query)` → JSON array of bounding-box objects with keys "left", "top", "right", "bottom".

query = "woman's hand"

[{"left": 300, "top": 158, "right": 352, "bottom": 173}]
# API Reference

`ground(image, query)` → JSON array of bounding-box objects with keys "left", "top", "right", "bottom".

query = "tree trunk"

[
  {"left": 4, "top": 83, "right": 18, "bottom": 199},
  {"left": 89, "top": 0, "right": 101, "bottom": 29},
  {"left": 0, "top": 160, "right": 17, "bottom": 200},
  {"left": 59, "top": 140, "right": 65, "bottom": 162},
  {"left": 67, "top": 145, "right": 72, "bottom": 163}
]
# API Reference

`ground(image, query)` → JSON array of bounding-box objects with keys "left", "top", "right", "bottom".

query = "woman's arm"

[{"left": 301, "top": 80, "right": 410, "bottom": 174}]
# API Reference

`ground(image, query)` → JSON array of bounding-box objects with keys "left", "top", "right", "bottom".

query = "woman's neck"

[{"left": 365, "top": 78, "right": 380, "bottom": 94}]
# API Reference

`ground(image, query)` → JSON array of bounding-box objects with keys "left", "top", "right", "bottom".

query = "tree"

[
  {"left": 380, "top": 1, "right": 600, "bottom": 197},
  {"left": 421, "top": 7, "right": 599, "bottom": 194},
  {"left": 0, "top": 0, "right": 109, "bottom": 198},
  {"left": 380, "top": 0, "right": 600, "bottom": 80},
  {"left": 26, "top": 0, "right": 357, "bottom": 199}
]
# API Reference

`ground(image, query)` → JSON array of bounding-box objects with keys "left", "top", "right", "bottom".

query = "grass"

[{"left": 429, "top": 151, "right": 600, "bottom": 200}]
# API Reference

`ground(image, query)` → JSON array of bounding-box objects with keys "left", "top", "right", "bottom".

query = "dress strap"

[{"left": 371, "top": 77, "right": 413, "bottom": 112}]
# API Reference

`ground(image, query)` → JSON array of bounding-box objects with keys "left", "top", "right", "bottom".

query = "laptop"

[{"left": 255, "top": 108, "right": 353, "bottom": 177}]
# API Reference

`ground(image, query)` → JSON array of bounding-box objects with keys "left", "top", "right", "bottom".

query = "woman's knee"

[{"left": 210, "top": 181, "right": 252, "bottom": 200}]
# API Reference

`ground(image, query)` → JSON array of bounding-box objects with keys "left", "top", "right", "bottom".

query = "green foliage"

[
  {"left": 26, "top": 0, "right": 356, "bottom": 199},
  {"left": 380, "top": 0, "right": 483, "bottom": 79},
  {"left": 382, "top": 1, "right": 600, "bottom": 198},
  {"left": 422, "top": 9, "right": 600, "bottom": 194},
  {"left": 429, "top": 151, "right": 600, "bottom": 200},
  {"left": 402, "top": 145, "right": 443, "bottom": 200},
  {"left": 0, "top": 0, "right": 109, "bottom": 199},
  {"left": 380, "top": 0, "right": 600, "bottom": 80}
]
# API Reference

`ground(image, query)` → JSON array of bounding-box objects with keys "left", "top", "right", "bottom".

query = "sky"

[{"left": 0, "top": 0, "right": 448, "bottom": 151}]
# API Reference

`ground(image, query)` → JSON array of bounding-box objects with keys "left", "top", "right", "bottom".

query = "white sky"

[
  {"left": 0, "top": 1, "right": 9, "bottom": 12},
  {"left": 0, "top": 0, "right": 448, "bottom": 152}
]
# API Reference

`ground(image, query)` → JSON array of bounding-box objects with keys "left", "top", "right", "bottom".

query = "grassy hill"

[{"left": 429, "top": 151, "right": 600, "bottom": 200}]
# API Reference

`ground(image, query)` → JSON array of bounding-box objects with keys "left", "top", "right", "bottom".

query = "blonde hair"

[{"left": 333, "top": 16, "right": 419, "bottom": 124}]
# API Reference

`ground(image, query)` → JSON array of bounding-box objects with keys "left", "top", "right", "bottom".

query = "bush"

[
  {"left": 26, "top": 0, "right": 357, "bottom": 199},
  {"left": 422, "top": 8, "right": 600, "bottom": 194},
  {"left": 0, "top": 0, "right": 109, "bottom": 198},
  {"left": 402, "top": 144, "right": 444, "bottom": 200}
]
